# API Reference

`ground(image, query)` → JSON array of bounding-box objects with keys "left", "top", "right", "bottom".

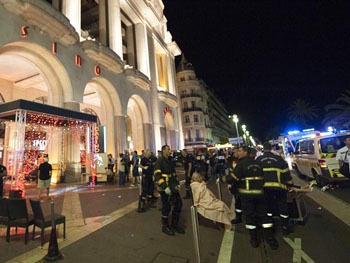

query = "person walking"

[
  {"left": 37, "top": 156, "right": 52, "bottom": 199},
  {"left": 256, "top": 142, "right": 294, "bottom": 235},
  {"left": 154, "top": 145, "right": 184, "bottom": 236},
  {"left": 233, "top": 146, "right": 278, "bottom": 249}
]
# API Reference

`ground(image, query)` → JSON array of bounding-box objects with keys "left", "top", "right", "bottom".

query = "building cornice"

[
  {"left": 158, "top": 90, "right": 178, "bottom": 107},
  {"left": 82, "top": 41, "right": 124, "bottom": 74},
  {"left": 124, "top": 68, "right": 151, "bottom": 90},
  {"left": 0, "top": 0, "right": 79, "bottom": 46}
]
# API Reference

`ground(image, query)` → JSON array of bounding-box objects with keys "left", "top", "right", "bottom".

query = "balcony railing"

[
  {"left": 180, "top": 93, "right": 202, "bottom": 99},
  {"left": 183, "top": 107, "right": 203, "bottom": 112}
]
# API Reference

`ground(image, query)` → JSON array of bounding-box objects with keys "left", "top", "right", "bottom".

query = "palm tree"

[
  {"left": 288, "top": 98, "right": 319, "bottom": 127},
  {"left": 323, "top": 90, "right": 350, "bottom": 129}
]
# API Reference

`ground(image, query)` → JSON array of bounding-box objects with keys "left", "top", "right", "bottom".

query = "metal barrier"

[
  {"left": 190, "top": 205, "right": 201, "bottom": 263},
  {"left": 217, "top": 180, "right": 222, "bottom": 200}
]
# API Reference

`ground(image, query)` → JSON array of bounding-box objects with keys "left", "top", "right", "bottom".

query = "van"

[{"left": 291, "top": 132, "right": 350, "bottom": 186}]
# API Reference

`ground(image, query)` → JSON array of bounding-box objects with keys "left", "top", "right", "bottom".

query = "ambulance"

[{"left": 291, "top": 132, "right": 350, "bottom": 186}]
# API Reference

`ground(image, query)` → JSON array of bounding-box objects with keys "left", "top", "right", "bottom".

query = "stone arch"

[
  {"left": 0, "top": 41, "right": 72, "bottom": 106},
  {"left": 126, "top": 95, "right": 150, "bottom": 152},
  {"left": 82, "top": 77, "right": 122, "bottom": 155}
]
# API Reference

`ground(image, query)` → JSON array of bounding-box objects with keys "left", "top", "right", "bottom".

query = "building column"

[
  {"left": 114, "top": 115, "right": 127, "bottom": 156},
  {"left": 62, "top": 0, "right": 81, "bottom": 40},
  {"left": 135, "top": 23, "right": 150, "bottom": 78},
  {"left": 62, "top": 101, "right": 81, "bottom": 182},
  {"left": 142, "top": 123, "right": 152, "bottom": 151},
  {"left": 108, "top": 0, "right": 123, "bottom": 57},
  {"left": 98, "top": 0, "right": 107, "bottom": 45}
]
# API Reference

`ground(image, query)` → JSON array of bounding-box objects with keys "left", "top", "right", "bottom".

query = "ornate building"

[
  {"left": 176, "top": 55, "right": 232, "bottom": 151},
  {"left": 0, "top": 0, "right": 183, "bottom": 183}
]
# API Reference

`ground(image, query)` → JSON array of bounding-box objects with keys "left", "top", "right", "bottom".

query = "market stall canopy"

[{"left": 0, "top": 99, "right": 97, "bottom": 124}]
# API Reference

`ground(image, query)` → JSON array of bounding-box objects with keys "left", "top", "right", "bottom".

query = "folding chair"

[
  {"left": 6, "top": 198, "right": 34, "bottom": 244},
  {"left": 30, "top": 199, "right": 66, "bottom": 246}
]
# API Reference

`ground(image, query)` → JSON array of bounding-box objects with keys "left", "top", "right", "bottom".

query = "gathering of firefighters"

[{"left": 101, "top": 140, "right": 312, "bottom": 250}]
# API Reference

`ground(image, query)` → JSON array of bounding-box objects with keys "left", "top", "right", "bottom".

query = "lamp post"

[
  {"left": 242, "top": 125, "right": 247, "bottom": 145},
  {"left": 246, "top": 131, "right": 250, "bottom": 146},
  {"left": 230, "top": 114, "right": 240, "bottom": 146}
]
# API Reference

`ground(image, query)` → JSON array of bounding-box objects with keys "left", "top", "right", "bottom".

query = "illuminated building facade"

[
  {"left": 177, "top": 55, "right": 231, "bottom": 151},
  {"left": 0, "top": 0, "right": 183, "bottom": 183}
]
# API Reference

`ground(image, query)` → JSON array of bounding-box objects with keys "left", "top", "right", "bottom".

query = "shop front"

[{"left": 0, "top": 99, "right": 97, "bottom": 197}]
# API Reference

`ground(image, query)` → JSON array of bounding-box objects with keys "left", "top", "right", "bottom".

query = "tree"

[
  {"left": 323, "top": 90, "right": 350, "bottom": 130},
  {"left": 288, "top": 98, "right": 319, "bottom": 127}
]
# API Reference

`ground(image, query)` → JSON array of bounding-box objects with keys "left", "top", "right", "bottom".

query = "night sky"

[{"left": 163, "top": 0, "right": 350, "bottom": 140}]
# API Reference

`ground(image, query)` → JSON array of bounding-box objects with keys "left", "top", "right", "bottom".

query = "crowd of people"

[{"left": 103, "top": 142, "right": 295, "bottom": 250}]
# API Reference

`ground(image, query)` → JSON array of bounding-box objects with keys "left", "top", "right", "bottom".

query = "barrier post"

[
  {"left": 44, "top": 199, "right": 64, "bottom": 261},
  {"left": 190, "top": 205, "right": 201, "bottom": 263},
  {"left": 217, "top": 180, "right": 222, "bottom": 201}
]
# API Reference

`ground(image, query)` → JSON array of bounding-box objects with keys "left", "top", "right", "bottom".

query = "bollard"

[
  {"left": 190, "top": 205, "right": 200, "bottom": 263},
  {"left": 44, "top": 199, "right": 64, "bottom": 261}
]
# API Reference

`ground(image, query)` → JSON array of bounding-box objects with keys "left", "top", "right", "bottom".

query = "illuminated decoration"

[
  {"left": 0, "top": 100, "right": 97, "bottom": 194},
  {"left": 20, "top": 25, "right": 29, "bottom": 38},
  {"left": 75, "top": 54, "right": 82, "bottom": 67},
  {"left": 52, "top": 42, "right": 57, "bottom": 54},
  {"left": 163, "top": 106, "right": 174, "bottom": 118},
  {"left": 94, "top": 65, "right": 101, "bottom": 76}
]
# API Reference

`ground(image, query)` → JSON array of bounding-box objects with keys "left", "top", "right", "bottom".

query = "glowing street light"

[{"left": 229, "top": 114, "right": 240, "bottom": 146}]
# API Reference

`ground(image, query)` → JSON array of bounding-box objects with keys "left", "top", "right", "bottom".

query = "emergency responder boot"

[
  {"left": 231, "top": 212, "right": 242, "bottom": 224},
  {"left": 137, "top": 196, "right": 146, "bottom": 213},
  {"left": 147, "top": 196, "right": 156, "bottom": 208},
  {"left": 162, "top": 217, "right": 175, "bottom": 236},
  {"left": 264, "top": 227, "right": 279, "bottom": 250},
  {"left": 171, "top": 213, "right": 185, "bottom": 234},
  {"left": 249, "top": 229, "right": 260, "bottom": 248}
]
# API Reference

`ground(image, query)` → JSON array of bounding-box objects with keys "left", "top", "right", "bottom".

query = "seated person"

[{"left": 190, "top": 172, "right": 235, "bottom": 231}]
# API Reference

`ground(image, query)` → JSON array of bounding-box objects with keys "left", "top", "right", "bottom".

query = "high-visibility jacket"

[
  {"left": 154, "top": 156, "right": 179, "bottom": 192},
  {"left": 233, "top": 157, "right": 265, "bottom": 195},
  {"left": 256, "top": 152, "right": 293, "bottom": 190}
]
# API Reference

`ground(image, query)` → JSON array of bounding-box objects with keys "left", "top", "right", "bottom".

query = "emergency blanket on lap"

[{"left": 190, "top": 181, "right": 235, "bottom": 226}]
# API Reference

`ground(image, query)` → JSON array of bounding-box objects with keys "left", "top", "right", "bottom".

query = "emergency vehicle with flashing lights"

[
  {"left": 278, "top": 129, "right": 321, "bottom": 158},
  {"left": 291, "top": 132, "right": 350, "bottom": 186}
]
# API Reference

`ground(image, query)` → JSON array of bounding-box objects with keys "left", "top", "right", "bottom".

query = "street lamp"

[
  {"left": 241, "top": 125, "right": 247, "bottom": 145},
  {"left": 246, "top": 131, "right": 250, "bottom": 146},
  {"left": 229, "top": 114, "right": 240, "bottom": 146}
]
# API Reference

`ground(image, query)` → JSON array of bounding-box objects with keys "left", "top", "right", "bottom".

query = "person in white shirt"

[{"left": 336, "top": 135, "right": 350, "bottom": 177}]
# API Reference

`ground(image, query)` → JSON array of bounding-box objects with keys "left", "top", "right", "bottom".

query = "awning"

[{"left": 0, "top": 99, "right": 97, "bottom": 124}]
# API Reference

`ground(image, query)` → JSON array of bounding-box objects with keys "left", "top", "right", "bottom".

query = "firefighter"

[
  {"left": 139, "top": 149, "right": 156, "bottom": 211},
  {"left": 154, "top": 145, "right": 185, "bottom": 236},
  {"left": 225, "top": 148, "right": 243, "bottom": 224},
  {"left": 233, "top": 146, "right": 278, "bottom": 249},
  {"left": 181, "top": 149, "right": 195, "bottom": 199},
  {"left": 256, "top": 142, "right": 294, "bottom": 235}
]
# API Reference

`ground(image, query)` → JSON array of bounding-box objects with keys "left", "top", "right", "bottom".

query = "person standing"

[
  {"left": 0, "top": 164, "right": 6, "bottom": 197},
  {"left": 233, "top": 146, "right": 278, "bottom": 249},
  {"left": 131, "top": 151, "right": 140, "bottom": 186},
  {"left": 256, "top": 142, "right": 294, "bottom": 235},
  {"left": 154, "top": 145, "right": 184, "bottom": 236},
  {"left": 224, "top": 148, "right": 243, "bottom": 224},
  {"left": 117, "top": 153, "right": 126, "bottom": 186},
  {"left": 336, "top": 135, "right": 350, "bottom": 178},
  {"left": 37, "top": 157, "right": 52, "bottom": 199},
  {"left": 181, "top": 149, "right": 195, "bottom": 199},
  {"left": 139, "top": 149, "right": 156, "bottom": 208}
]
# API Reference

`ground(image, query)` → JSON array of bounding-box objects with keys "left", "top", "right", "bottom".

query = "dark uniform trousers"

[{"left": 241, "top": 195, "right": 272, "bottom": 229}]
